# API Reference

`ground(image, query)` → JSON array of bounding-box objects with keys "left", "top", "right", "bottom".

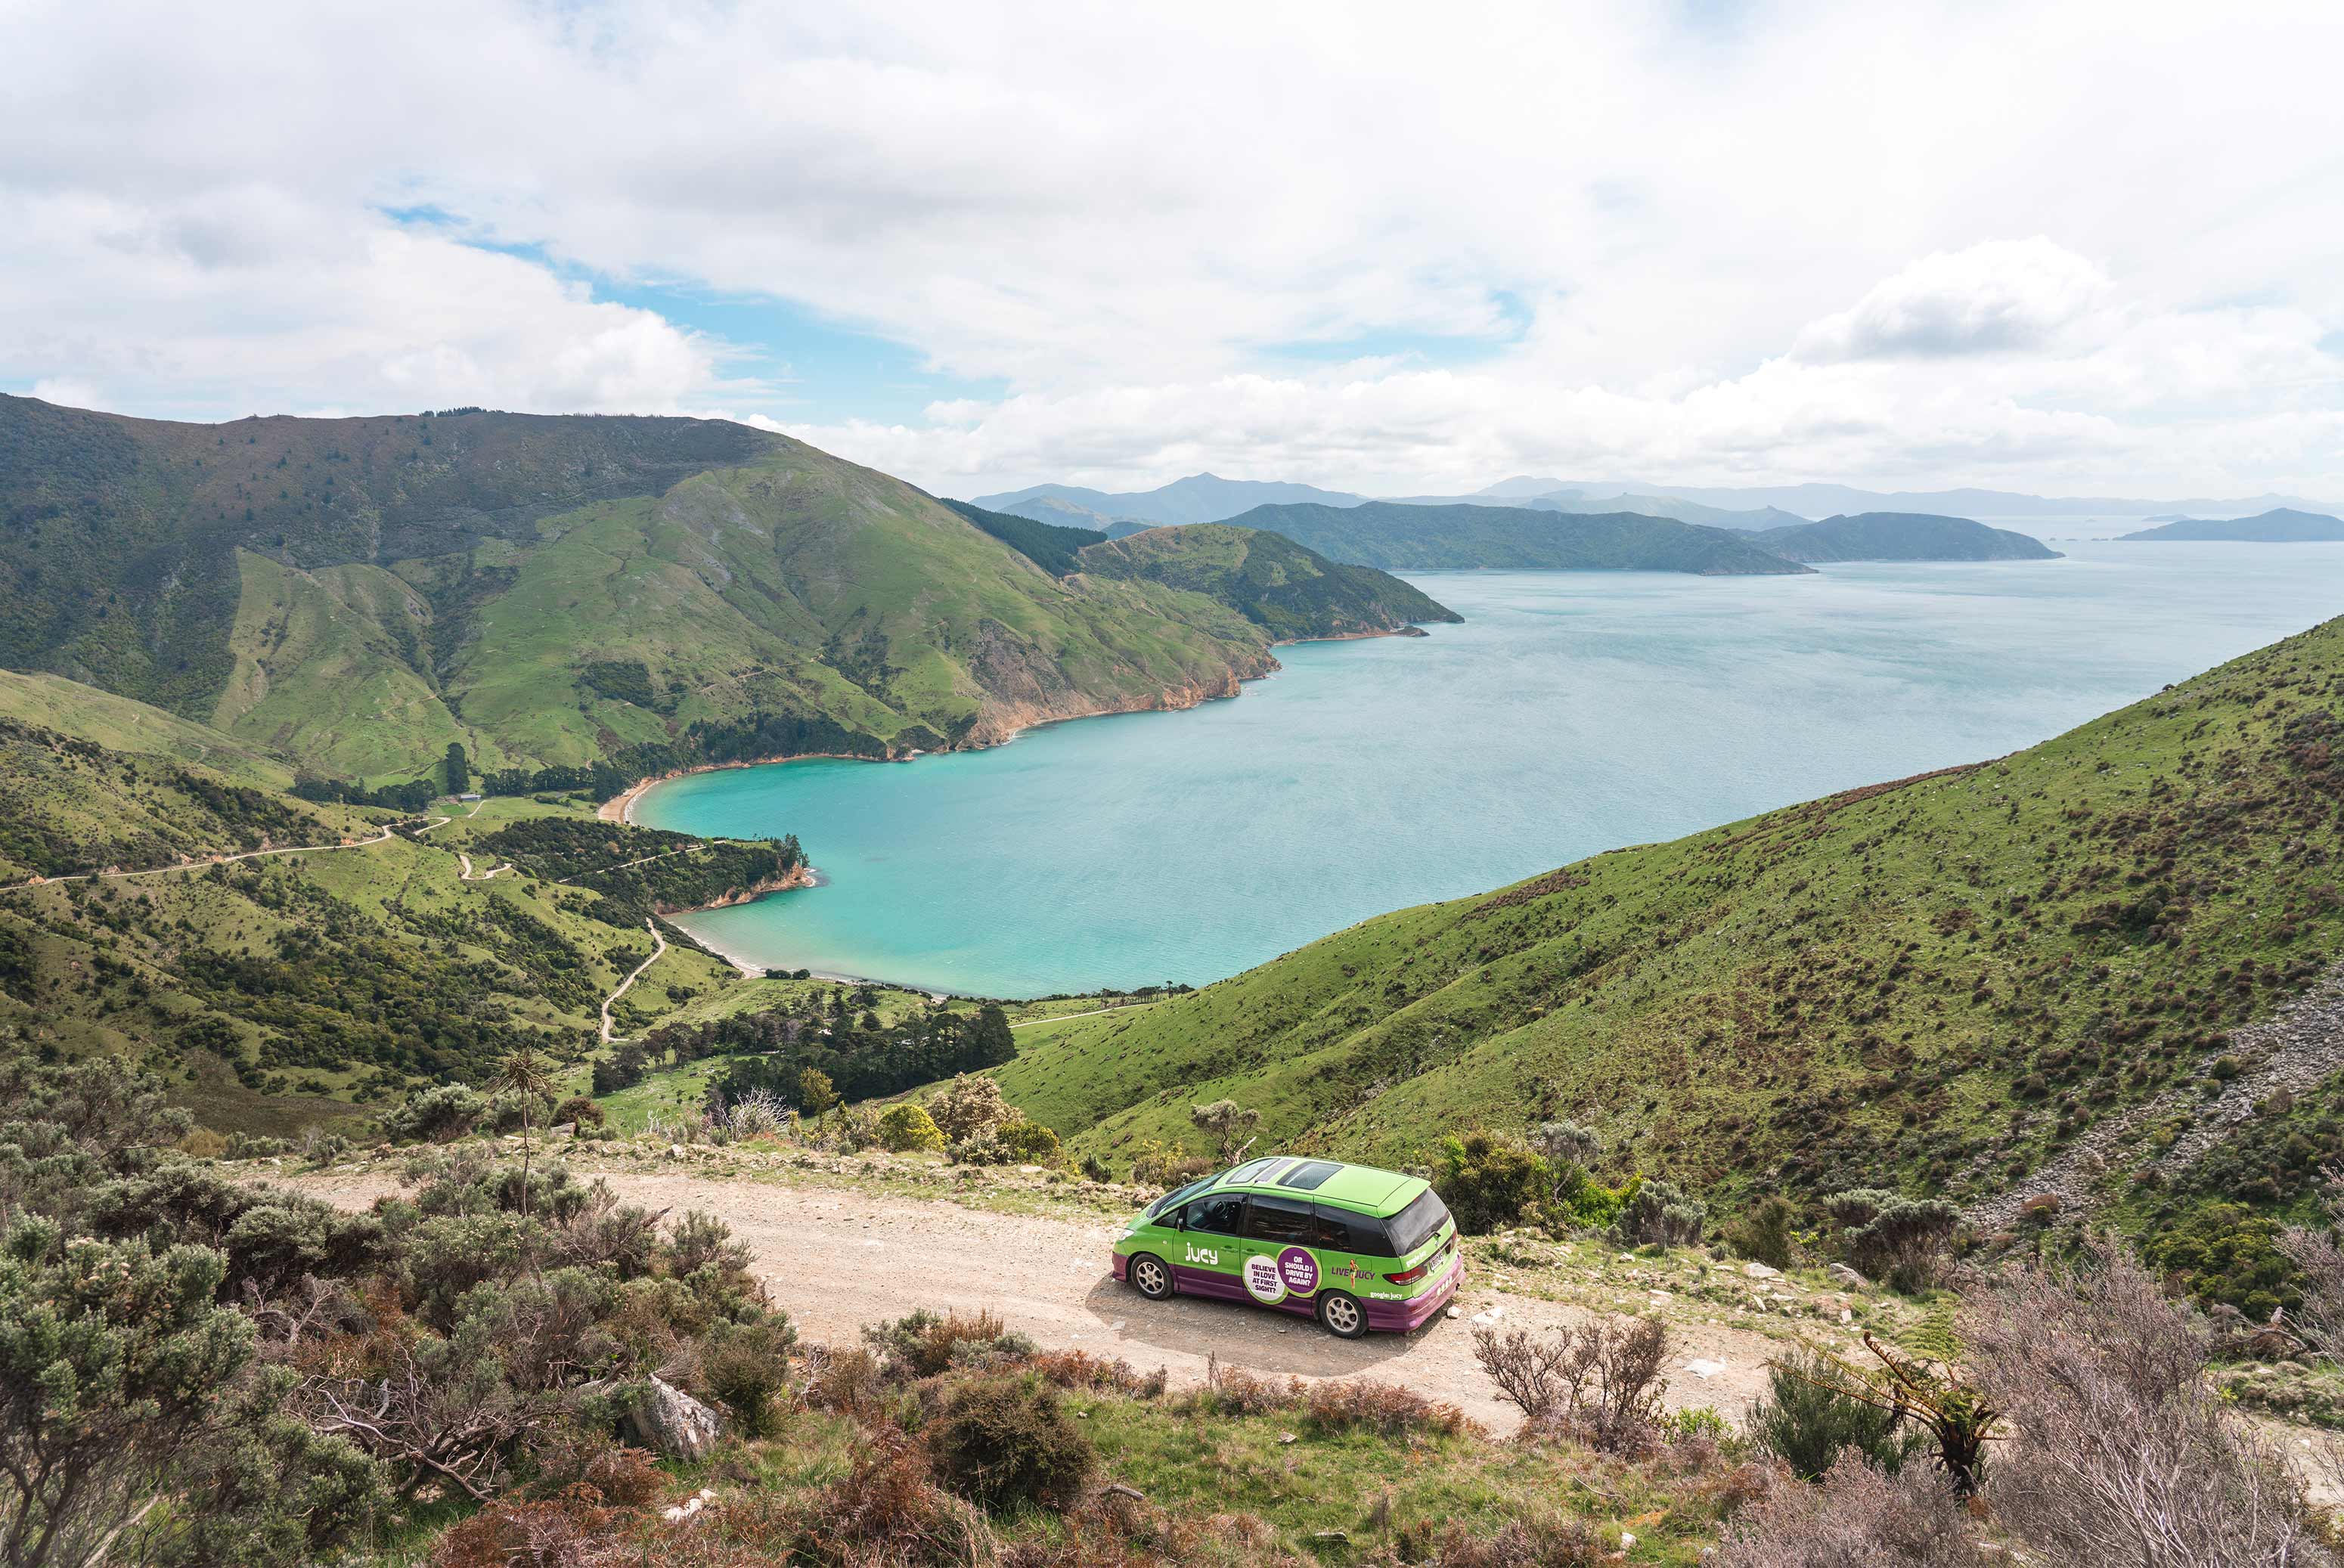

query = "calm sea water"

[{"left": 639, "top": 541, "right": 2344, "bottom": 997}]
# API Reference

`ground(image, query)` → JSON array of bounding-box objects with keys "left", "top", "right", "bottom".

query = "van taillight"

[{"left": 1384, "top": 1235, "right": 1452, "bottom": 1284}]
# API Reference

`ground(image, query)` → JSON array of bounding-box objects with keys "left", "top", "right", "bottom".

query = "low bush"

[
  {"left": 1301, "top": 1377, "right": 1469, "bottom": 1437},
  {"left": 926, "top": 1375, "right": 1096, "bottom": 1511},
  {"left": 1028, "top": 1349, "right": 1167, "bottom": 1399},
  {"left": 931, "top": 1074, "right": 1014, "bottom": 1142},
  {"left": 1722, "top": 1194, "right": 1798, "bottom": 1270},
  {"left": 1469, "top": 1315, "right": 1672, "bottom": 1454},
  {"left": 383, "top": 1083, "right": 485, "bottom": 1143},
  {"left": 1843, "top": 1198, "right": 1959, "bottom": 1294},
  {"left": 1435, "top": 1131, "right": 1551, "bottom": 1233},
  {"left": 865, "top": 1308, "right": 1037, "bottom": 1377},
  {"left": 1747, "top": 1348, "right": 1923, "bottom": 1480},
  {"left": 1610, "top": 1177, "right": 1706, "bottom": 1250},
  {"left": 1715, "top": 1455, "right": 1972, "bottom": 1567},
  {"left": 699, "top": 1312, "right": 798, "bottom": 1436},
  {"left": 876, "top": 1102, "right": 946, "bottom": 1153}
]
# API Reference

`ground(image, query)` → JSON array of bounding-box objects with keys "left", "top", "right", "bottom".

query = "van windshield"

[
  {"left": 1144, "top": 1174, "right": 1220, "bottom": 1220},
  {"left": 1385, "top": 1190, "right": 1452, "bottom": 1257}
]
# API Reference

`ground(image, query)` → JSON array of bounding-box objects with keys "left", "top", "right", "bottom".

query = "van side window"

[
  {"left": 1183, "top": 1195, "right": 1246, "bottom": 1237},
  {"left": 1241, "top": 1195, "right": 1316, "bottom": 1244},
  {"left": 1313, "top": 1205, "right": 1391, "bottom": 1256}
]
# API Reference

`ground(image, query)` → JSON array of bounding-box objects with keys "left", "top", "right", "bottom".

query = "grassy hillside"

[
  {"left": 2, "top": 398, "right": 1441, "bottom": 787},
  {"left": 1220, "top": 500, "right": 1812, "bottom": 574},
  {"left": 1753, "top": 513, "right": 2062, "bottom": 562},
  {"left": 0, "top": 683, "right": 785, "bottom": 1136},
  {"left": 937, "top": 500, "right": 1459, "bottom": 637},
  {"left": 996, "top": 615, "right": 2344, "bottom": 1222},
  {"left": 1072, "top": 523, "right": 1462, "bottom": 638}
]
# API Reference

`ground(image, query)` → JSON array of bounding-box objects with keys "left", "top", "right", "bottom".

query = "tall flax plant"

[{"left": 494, "top": 1049, "right": 554, "bottom": 1267}]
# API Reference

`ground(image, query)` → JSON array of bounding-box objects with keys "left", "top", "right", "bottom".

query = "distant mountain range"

[
  {"left": 2116, "top": 507, "right": 2344, "bottom": 543},
  {"left": 1213, "top": 502, "right": 1812, "bottom": 575},
  {"left": 1753, "top": 513, "right": 2061, "bottom": 564},
  {"left": 978, "top": 471, "right": 2344, "bottom": 531}
]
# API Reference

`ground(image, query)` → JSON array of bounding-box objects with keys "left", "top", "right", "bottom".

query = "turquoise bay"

[{"left": 637, "top": 541, "right": 2344, "bottom": 998}]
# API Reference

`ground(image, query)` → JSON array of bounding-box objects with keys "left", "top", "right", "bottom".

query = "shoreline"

[{"left": 606, "top": 618, "right": 1435, "bottom": 826}]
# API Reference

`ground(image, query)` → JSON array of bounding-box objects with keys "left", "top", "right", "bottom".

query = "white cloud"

[
  {"left": 1791, "top": 239, "right": 2111, "bottom": 362},
  {"left": 3, "top": 0, "right": 2342, "bottom": 496}
]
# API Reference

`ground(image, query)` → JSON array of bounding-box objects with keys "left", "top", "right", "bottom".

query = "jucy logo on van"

[{"left": 1111, "top": 1155, "right": 1462, "bottom": 1339}]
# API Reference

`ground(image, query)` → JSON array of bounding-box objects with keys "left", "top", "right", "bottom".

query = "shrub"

[
  {"left": 1027, "top": 1350, "right": 1167, "bottom": 1399},
  {"left": 699, "top": 1313, "right": 798, "bottom": 1437},
  {"left": 1129, "top": 1139, "right": 1214, "bottom": 1188},
  {"left": 930, "top": 1074, "right": 1013, "bottom": 1142},
  {"left": 1393, "top": 1511, "right": 1607, "bottom": 1566},
  {"left": 1715, "top": 1455, "right": 1972, "bottom": 1567},
  {"left": 179, "top": 1127, "right": 228, "bottom": 1160},
  {"left": 1189, "top": 1099, "right": 1261, "bottom": 1163},
  {"left": 1301, "top": 1378, "right": 1468, "bottom": 1437},
  {"left": 1722, "top": 1195, "right": 1798, "bottom": 1270},
  {"left": 0, "top": 1222, "right": 383, "bottom": 1568},
  {"left": 926, "top": 1375, "right": 1096, "bottom": 1511},
  {"left": 1610, "top": 1177, "right": 1705, "bottom": 1250},
  {"left": 1470, "top": 1315, "right": 1671, "bottom": 1454},
  {"left": 384, "top": 1083, "right": 485, "bottom": 1143},
  {"left": 993, "top": 1117, "right": 1062, "bottom": 1165},
  {"left": 553, "top": 1096, "right": 604, "bottom": 1130},
  {"left": 1747, "top": 1348, "right": 1924, "bottom": 1480},
  {"left": 663, "top": 1210, "right": 751, "bottom": 1277},
  {"left": 1964, "top": 1238, "right": 2326, "bottom": 1563},
  {"left": 865, "top": 1309, "right": 1037, "bottom": 1377},
  {"left": 876, "top": 1103, "right": 947, "bottom": 1153},
  {"left": 1435, "top": 1131, "right": 1551, "bottom": 1234},
  {"left": 1843, "top": 1198, "right": 1959, "bottom": 1294},
  {"left": 724, "top": 1089, "right": 790, "bottom": 1139},
  {"left": 805, "top": 1346, "right": 886, "bottom": 1414}
]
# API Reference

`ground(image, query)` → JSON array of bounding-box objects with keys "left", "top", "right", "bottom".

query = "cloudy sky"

[{"left": 5, "top": 0, "right": 2342, "bottom": 497}]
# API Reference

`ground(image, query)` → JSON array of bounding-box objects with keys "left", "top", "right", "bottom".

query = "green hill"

[
  {"left": 1217, "top": 500, "right": 1813, "bottom": 574},
  {"left": 935, "top": 503, "right": 1458, "bottom": 638},
  {"left": 1753, "top": 513, "right": 2062, "bottom": 562},
  {"left": 1071, "top": 524, "right": 1463, "bottom": 639},
  {"left": 994, "top": 616, "right": 2344, "bottom": 1226},
  {"left": 0, "top": 398, "right": 1439, "bottom": 788},
  {"left": 2119, "top": 507, "right": 2344, "bottom": 543},
  {"left": 0, "top": 677, "right": 796, "bottom": 1136}
]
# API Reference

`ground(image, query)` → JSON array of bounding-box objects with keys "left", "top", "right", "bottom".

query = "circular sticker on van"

[
  {"left": 1276, "top": 1246, "right": 1319, "bottom": 1297},
  {"left": 1242, "top": 1253, "right": 1288, "bottom": 1303}
]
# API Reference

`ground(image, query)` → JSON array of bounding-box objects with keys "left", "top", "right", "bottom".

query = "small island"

[
  {"left": 1752, "top": 513, "right": 2062, "bottom": 563},
  {"left": 2116, "top": 507, "right": 2344, "bottom": 543}
]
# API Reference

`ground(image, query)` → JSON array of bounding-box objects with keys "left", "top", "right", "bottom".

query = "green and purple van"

[{"left": 1112, "top": 1155, "right": 1462, "bottom": 1338}]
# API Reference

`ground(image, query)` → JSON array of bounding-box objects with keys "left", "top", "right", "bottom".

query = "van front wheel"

[
  {"left": 1129, "top": 1253, "right": 1173, "bottom": 1300},
  {"left": 1318, "top": 1291, "right": 1367, "bottom": 1339}
]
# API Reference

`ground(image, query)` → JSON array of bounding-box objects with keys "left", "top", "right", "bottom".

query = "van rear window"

[
  {"left": 1385, "top": 1190, "right": 1452, "bottom": 1257},
  {"left": 1312, "top": 1205, "right": 1393, "bottom": 1256}
]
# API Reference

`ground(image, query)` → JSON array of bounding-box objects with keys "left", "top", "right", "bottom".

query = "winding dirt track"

[
  {"left": 600, "top": 922, "right": 670, "bottom": 1043},
  {"left": 297, "top": 1164, "right": 1782, "bottom": 1431}
]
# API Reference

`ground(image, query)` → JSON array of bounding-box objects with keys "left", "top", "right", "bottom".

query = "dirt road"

[{"left": 298, "top": 1164, "right": 1784, "bottom": 1431}]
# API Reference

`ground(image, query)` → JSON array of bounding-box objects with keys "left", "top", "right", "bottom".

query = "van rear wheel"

[
  {"left": 1129, "top": 1253, "right": 1173, "bottom": 1300},
  {"left": 1318, "top": 1291, "right": 1367, "bottom": 1339}
]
